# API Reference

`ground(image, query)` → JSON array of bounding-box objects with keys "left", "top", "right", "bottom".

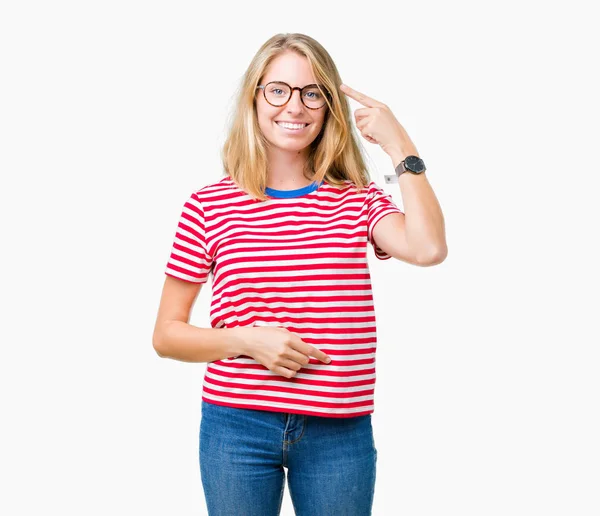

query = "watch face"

[{"left": 405, "top": 155, "right": 425, "bottom": 173}]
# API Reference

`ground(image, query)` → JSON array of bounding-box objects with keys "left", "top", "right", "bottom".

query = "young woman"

[{"left": 153, "top": 33, "right": 446, "bottom": 516}]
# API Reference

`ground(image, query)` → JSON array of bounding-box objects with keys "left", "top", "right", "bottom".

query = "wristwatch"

[{"left": 395, "top": 155, "right": 426, "bottom": 177}]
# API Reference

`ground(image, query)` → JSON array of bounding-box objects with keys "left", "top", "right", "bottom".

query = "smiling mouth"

[{"left": 275, "top": 121, "right": 310, "bottom": 131}]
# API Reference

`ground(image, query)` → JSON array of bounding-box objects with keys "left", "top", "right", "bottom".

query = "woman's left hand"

[{"left": 340, "top": 83, "right": 418, "bottom": 160}]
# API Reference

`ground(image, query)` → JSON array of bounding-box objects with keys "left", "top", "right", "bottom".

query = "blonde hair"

[{"left": 220, "top": 33, "right": 372, "bottom": 201}]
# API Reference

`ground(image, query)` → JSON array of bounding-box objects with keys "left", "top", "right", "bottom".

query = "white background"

[{"left": 1, "top": 1, "right": 598, "bottom": 515}]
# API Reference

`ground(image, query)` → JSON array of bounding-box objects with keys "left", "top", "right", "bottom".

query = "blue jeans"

[{"left": 199, "top": 400, "right": 378, "bottom": 515}]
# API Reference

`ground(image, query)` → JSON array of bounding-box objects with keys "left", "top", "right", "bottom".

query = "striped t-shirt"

[{"left": 164, "top": 175, "right": 403, "bottom": 418}]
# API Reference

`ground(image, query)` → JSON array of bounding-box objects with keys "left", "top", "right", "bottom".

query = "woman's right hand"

[{"left": 239, "top": 325, "right": 332, "bottom": 379}]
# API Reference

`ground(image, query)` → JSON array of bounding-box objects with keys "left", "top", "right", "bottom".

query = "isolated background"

[{"left": 1, "top": 1, "right": 598, "bottom": 515}]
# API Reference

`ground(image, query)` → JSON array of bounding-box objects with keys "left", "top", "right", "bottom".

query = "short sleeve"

[
  {"left": 164, "top": 192, "right": 214, "bottom": 284},
  {"left": 366, "top": 181, "right": 404, "bottom": 261}
]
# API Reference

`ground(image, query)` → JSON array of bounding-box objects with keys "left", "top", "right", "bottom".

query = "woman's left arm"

[
  {"left": 387, "top": 147, "right": 447, "bottom": 262},
  {"left": 340, "top": 83, "right": 448, "bottom": 262}
]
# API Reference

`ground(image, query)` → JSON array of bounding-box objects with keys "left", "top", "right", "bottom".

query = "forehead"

[{"left": 262, "top": 51, "right": 317, "bottom": 86}]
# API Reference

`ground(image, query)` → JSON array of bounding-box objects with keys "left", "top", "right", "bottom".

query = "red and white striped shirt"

[{"left": 164, "top": 175, "right": 403, "bottom": 418}]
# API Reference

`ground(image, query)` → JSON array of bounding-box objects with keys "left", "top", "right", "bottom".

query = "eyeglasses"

[{"left": 256, "top": 81, "right": 330, "bottom": 110}]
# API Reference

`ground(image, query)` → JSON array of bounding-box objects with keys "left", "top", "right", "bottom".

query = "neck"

[{"left": 266, "top": 146, "right": 313, "bottom": 189}]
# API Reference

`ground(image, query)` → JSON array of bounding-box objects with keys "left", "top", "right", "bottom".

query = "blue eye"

[{"left": 304, "top": 90, "right": 322, "bottom": 100}]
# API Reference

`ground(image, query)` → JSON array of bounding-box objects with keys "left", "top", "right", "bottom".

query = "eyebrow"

[{"left": 267, "top": 81, "right": 320, "bottom": 88}]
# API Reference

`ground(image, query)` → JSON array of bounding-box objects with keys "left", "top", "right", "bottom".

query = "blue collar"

[{"left": 265, "top": 180, "right": 325, "bottom": 198}]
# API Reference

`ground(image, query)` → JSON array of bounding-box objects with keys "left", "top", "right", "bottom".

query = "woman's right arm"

[
  {"left": 153, "top": 275, "right": 331, "bottom": 376},
  {"left": 152, "top": 275, "right": 248, "bottom": 363}
]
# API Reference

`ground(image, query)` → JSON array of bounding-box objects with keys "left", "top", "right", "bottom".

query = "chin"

[{"left": 273, "top": 141, "right": 310, "bottom": 152}]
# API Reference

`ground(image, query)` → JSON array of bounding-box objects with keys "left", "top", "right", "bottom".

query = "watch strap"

[{"left": 395, "top": 162, "right": 407, "bottom": 177}]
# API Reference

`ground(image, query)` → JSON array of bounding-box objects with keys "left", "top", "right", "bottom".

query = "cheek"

[
  {"left": 256, "top": 111, "right": 274, "bottom": 135},
  {"left": 315, "top": 110, "right": 327, "bottom": 126},
  {"left": 258, "top": 105, "right": 278, "bottom": 128},
  {"left": 313, "top": 114, "right": 327, "bottom": 133}
]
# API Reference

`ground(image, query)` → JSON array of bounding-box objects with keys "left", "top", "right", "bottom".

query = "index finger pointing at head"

[{"left": 340, "top": 83, "right": 382, "bottom": 108}]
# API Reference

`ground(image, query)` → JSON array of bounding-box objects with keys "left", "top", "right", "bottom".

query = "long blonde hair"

[{"left": 220, "top": 33, "right": 372, "bottom": 201}]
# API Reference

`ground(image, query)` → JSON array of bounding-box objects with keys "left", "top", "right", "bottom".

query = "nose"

[{"left": 286, "top": 89, "right": 305, "bottom": 112}]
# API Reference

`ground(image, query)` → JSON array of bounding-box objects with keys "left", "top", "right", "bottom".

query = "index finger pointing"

[
  {"left": 290, "top": 333, "right": 331, "bottom": 363},
  {"left": 340, "top": 83, "right": 383, "bottom": 108}
]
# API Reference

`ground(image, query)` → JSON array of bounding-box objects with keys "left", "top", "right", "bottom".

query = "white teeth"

[{"left": 276, "top": 122, "right": 307, "bottom": 130}]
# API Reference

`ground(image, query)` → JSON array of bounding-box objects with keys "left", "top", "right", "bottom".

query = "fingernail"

[{"left": 326, "top": 357, "right": 331, "bottom": 363}]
